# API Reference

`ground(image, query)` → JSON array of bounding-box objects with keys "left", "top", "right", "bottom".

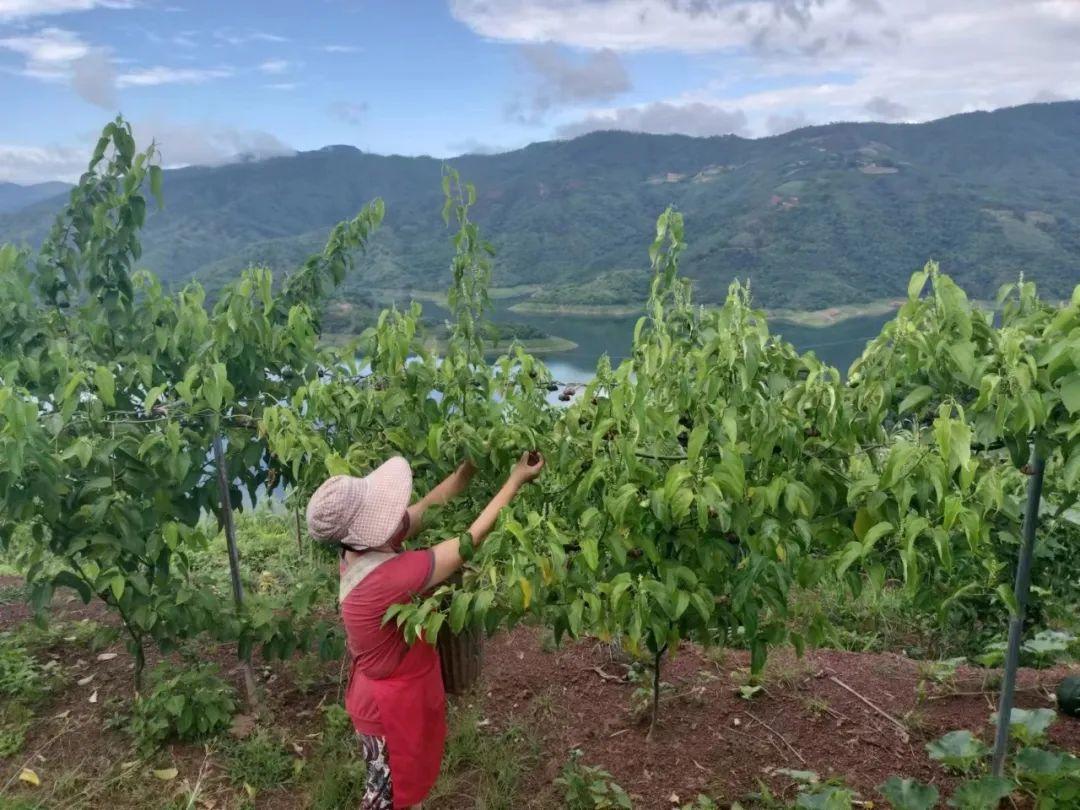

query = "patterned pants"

[{"left": 360, "top": 733, "right": 394, "bottom": 810}]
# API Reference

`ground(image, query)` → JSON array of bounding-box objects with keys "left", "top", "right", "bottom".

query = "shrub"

[
  {"left": 556, "top": 750, "right": 633, "bottom": 809},
  {"left": 128, "top": 662, "right": 237, "bottom": 751},
  {"left": 226, "top": 728, "right": 296, "bottom": 791},
  {"left": 0, "top": 640, "right": 40, "bottom": 700},
  {"left": 0, "top": 633, "right": 60, "bottom": 702},
  {"left": 0, "top": 702, "right": 33, "bottom": 757}
]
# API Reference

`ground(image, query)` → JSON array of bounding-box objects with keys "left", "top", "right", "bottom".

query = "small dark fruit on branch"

[
  {"left": 804, "top": 427, "right": 820, "bottom": 438},
  {"left": 546, "top": 382, "right": 560, "bottom": 392},
  {"left": 528, "top": 370, "right": 537, "bottom": 379},
  {"left": 1021, "top": 464, "right": 1035, "bottom": 475},
  {"left": 558, "top": 393, "right": 572, "bottom": 402},
  {"left": 627, "top": 548, "right": 643, "bottom": 559},
  {"left": 724, "top": 531, "right": 739, "bottom": 544},
  {"left": 527, "top": 451, "right": 541, "bottom": 465}
]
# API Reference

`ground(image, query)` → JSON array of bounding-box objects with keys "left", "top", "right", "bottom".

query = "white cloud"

[
  {"left": 258, "top": 58, "right": 291, "bottom": 74},
  {"left": 510, "top": 43, "right": 630, "bottom": 122},
  {"left": 764, "top": 109, "right": 810, "bottom": 135},
  {"left": 70, "top": 49, "right": 116, "bottom": 107},
  {"left": 863, "top": 95, "right": 909, "bottom": 121},
  {"left": 449, "top": 138, "right": 512, "bottom": 155},
  {"left": 213, "top": 29, "right": 288, "bottom": 46},
  {"left": 322, "top": 44, "right": 359, "bottom": 53},
  {"left": 265, "top": 81, "right": 299, "bottom": 91},
  {"left": 0, "top": 26, "right": 115, "bottom": 107},
  {"left": 172, "top": 31, "right": 197, "bottom": 48},
  {"left": 452, "top": 0, "right": 1080, "bottom": 135},
  {"left": 0, "top": 27, "right": 89, "bottom": 79},
  {"left": 116, "top": 66, "right": 232, "bottom": 87},
  {"left": 131, "top": 119, "right": 294, "bottom": 167},
  {"left": 0, "top": 0, "right": 133, "bottom": 22},
  {"left": 0, "top": 120, "right": 294, "bottom": 183},
  {"left": 327, "top": 100, "right": 368, "bottom": 125},
  {"left": 0, "top": 143, "right": 87, "bottom": 184},
  {"left": 558, "top": 101, "right": 748, "bottom": 138}
]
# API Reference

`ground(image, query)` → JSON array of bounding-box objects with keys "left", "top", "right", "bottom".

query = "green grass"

[
  {"left": 225, "top": 728, "right": 298, "bottom": 791},
  {"left": 427, "top": 703, "right": 544, "bottom": 809},
  {"left": 303, "top": 705, "right": 368, "bottom": 810}
]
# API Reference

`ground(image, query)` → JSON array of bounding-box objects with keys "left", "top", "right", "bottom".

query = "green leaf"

[
  {"left": 325, "top": 454, "right": 350, "bottom": 476},
  {"left": 992, "top": 707, "right": 1056, "bottom": 746},
  {"left": 1060, "top": 372, "right": 1080, "bottom": 414},
  {"left": 581, "top": 536, "right": 599, "bottom": 571},
  {"left": 687, "top": 423, "right": 707, "bottom": 464},
  {"left": 861, "top": 521, "right": 894, "bottom": 553},
  {"left": 110, "top": 574, "right": 125, "bottom": 602},
  {"left": 52, "top": 571, "right": 92, "bottom": 604},
  {"left": 926, "top": 730, "right": 988, "bottom": 773},
  {"left": 94, "top": 365, "right": 116, "bottom": 407},
  {"left": 448, "top": 591, "right": 472, "bottom": 634},
  {"left": 1014, "top": 746, "right": 1077, "bottom": 780},
  {"left": 908, "top": 269, "right": 929, "bottom": 300},
  {"left": 795, "top": 785, "right": 854, "bottom": 810},
  {"left": 995, "top": 584, "right": 1019, "bottom": 616},
  {"left": 879, "top": 776, "right": 939, "bottom": 810},
  {"left": 946, "top": 776, "right": 1013, "bottom": 809},
  {"left": 149, "top": 165, "right": 164, "bottom": 208},
  {"left": 62, "top": 437, "right": 93, "bottom": 468},
  {"left": 899, "top": 385, "right": 934, "bottom": 414}
]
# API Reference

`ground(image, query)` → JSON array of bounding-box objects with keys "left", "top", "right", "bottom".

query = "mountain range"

[
  {"left": 1, "top": 101, "right": 1078, "bottom": 314},
  {"left": 0, "top": 181, "right": 71, "bottom": 215}
]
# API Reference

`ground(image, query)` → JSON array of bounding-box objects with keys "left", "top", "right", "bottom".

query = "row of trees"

[{"left": 1, "top": 122, "right": 1077, "bottom": 747}]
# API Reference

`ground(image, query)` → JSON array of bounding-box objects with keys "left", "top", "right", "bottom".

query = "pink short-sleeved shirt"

[{"left": 341, "top": 549, "right": 435, "bottom": 735}]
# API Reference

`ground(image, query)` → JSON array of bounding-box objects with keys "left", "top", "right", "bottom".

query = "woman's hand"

[
  {"left": 451, "top": 459, "right": 476, "bottom": 494},
  {"left": 428, "top": 451, "right": 544, "bottom": 588},
  {"left": 509, "top": 451, "right": 544, "bottom": 486}
]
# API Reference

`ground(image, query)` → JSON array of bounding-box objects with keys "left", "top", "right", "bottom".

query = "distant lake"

[{"left": 487, "top": 298, "right": 894, "bottom": 383}]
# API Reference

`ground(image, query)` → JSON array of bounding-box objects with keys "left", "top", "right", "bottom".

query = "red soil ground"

[{"left": 1, "top": 579, "right": 1077, "bottom": 808}]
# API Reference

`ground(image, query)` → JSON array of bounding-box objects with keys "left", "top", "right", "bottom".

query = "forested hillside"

[
  {"left": 2, "top": 101, "right": 1078, "bottom": 310},
  {"left": 0, "top": 181, "right": 70, "bottom": 215}
]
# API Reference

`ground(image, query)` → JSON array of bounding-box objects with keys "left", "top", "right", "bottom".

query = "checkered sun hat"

[{"left": 305, "top": 456, "right": 413, "bottom": 549}]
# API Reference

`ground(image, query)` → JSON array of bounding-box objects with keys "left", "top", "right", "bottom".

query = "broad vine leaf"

[
  {"left": 879, "top": 776, "right": 939, "bottom": 810},
  {"left": 946, "top": 776, "right": 1013, "bottom": 809},
  {"left": 992, "top": 707, "right": 1056, "bottom": 746},
  {"left": 926, "top": 730, "right": 988, "bottom": 773}
]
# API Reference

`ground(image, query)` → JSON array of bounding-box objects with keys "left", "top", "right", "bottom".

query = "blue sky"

[{"left": 1, "top": 0, "right": 1078, "bottom": 183}]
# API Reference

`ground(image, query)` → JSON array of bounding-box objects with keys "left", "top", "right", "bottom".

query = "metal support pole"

[
  {"left": 991, "top": 447, "right": 1045, "bottom": 776},
  {"left": 213, "top": 433, "right": 260, "bottom": 710}
]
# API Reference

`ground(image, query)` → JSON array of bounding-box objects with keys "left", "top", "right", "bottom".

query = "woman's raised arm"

[
  {"left": 404, "top": 460, "right": 476, "bottom": 540},
  {"left": 427, "top": 452, "right": 544, "bottom": 588}
]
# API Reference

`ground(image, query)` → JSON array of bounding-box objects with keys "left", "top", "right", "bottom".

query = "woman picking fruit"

[{"left": 305, "top": 451, "right": 544, "bottom": 809}]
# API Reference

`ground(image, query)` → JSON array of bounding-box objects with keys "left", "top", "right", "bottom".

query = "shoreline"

[
  {"left": 321, "top": 332, "right": 578, "bottom": 356},
  {"left": 508, "top": 298, "right": 909, "bottom": 327}
]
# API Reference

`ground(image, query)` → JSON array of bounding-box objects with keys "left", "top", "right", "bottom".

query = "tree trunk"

[
  {"left": 213, "top": 433, "right": 261, "bottom": 713},
  {"left": 647, "top": 644, "right": 668, "bottom": 742},
  {"left": 295, "top": 500, "right": 303, "bottom": 554}
]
